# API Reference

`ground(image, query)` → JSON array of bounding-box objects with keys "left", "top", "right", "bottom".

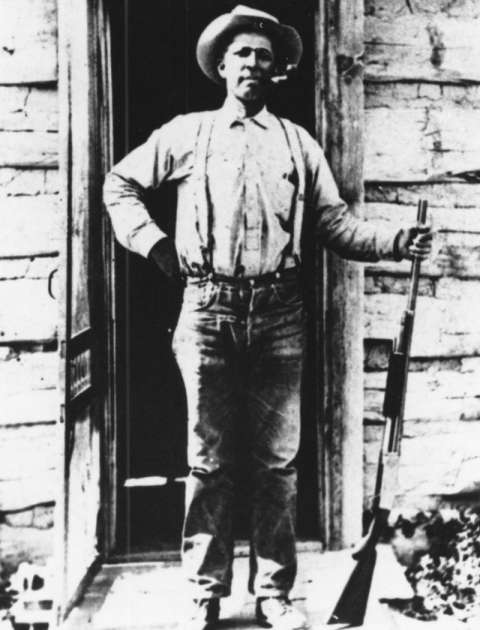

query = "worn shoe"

[
  {"left": 256, "top": 597, "right": 309, "bottom": 629},
  {"left": 185, "top": 598, "right": 220, "bottom": 630}
]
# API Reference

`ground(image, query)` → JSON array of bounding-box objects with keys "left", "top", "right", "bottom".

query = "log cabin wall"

[
  {"left": 362, "top": 0, "right": 480, "bottom": 511},
  {"left": 1, "top": 0, "right": 480, "bottom": 575},
  {"left": 0, "top": 0, "right": 59, "bottom": 572}
]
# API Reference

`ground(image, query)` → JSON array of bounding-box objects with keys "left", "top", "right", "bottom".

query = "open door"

[
  {"left": 56, "top": 0, "right": 113, "bottom": 619},
  {"left": 107, "top": 0, "right": 321, "bottom": 557}
]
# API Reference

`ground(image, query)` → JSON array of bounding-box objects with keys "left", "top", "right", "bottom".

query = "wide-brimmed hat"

[{"left": 196, "top": 5, "right": 303, "bottom": 84}]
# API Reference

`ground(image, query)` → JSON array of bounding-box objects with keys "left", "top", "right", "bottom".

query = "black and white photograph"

[{"left": 1, "top": 1, "right": 480, "bottom": 629}]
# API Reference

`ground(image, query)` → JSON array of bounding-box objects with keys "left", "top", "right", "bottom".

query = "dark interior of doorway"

[{"left": 109, "top": 0, "right": 320, "bottom": 555}]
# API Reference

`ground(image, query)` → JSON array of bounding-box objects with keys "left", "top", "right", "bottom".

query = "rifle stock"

[{"left": 327, "top": 200, "right": 428, "bottom": 627}]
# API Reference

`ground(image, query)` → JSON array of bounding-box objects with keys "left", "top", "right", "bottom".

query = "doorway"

[{"left": 108, "top": 0, "right": 321, "bottom": 556}]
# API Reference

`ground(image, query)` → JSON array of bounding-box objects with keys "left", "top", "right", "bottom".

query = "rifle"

[{"left": 327, "top": 199, "right": 429, "bottom": 627}]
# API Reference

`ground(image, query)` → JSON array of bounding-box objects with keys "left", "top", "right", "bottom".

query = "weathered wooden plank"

[
  {"left": 0, "top": 522, "right": 53, "bottom": 569},
  {"left": 0, "top": 424, "right": 57, "bottom": 479},
  {"left": 365, "top": 368, "right": 480, "bottom": 408},
  {"left": 365, "top": 274, "right": 435, "bottom": 296},
  {"left": 365, "top": 290, "right": 480, "bottom": 357},
  {"left": 57, "top": 0, "right": 107, "bottom": 606},
  {"left": 363, "top": 422, "right": 480, "bottom": 484},
  {"left": 364, "top": 340, "right": 473, "bottom": 371},
  {"left": 0, "top": 0, "right": 57, "bottom": 85},
  {"left": 0, "top": 278, "right": 57, "bottom": 342},
  {"left": 65, "top": 406, "right": 101, "bottom": 602},
  {"left": 0, "top": 131, "right": 58, "bottom": 168},
  {"left": 0, "top": 195, "right": 60, "bottom": 257},
  {"left": 365, "top": 227, "right": 480, "bottom": 280},
  {"left": 0, "top": 168, "right": 59, "bottom": 195},
  {"left": 364, "top": 426, "right": 476, "bottom": 470},
  {"left": 385, "top": 429, "right": 480, "bottom": 480},
  {"left": 365, "top": 106, "right": 480, "bottom": 181},
  {"left": 365, "top": 201, "right": 480, "bottom": 233},
  {"left": 365, "top": 391, "right": 480, "bottom": 424},
  {"left": 365, "top": 0, "right": 480, "bottom": 20},
  {"left": 0, "top": 259, "right": 30, "bottom": 280},
  {"left": 366, "top": 82, "right": 480, "bottom": 111},
  {"left": 365, "top": 395, "right": 480, "bottom": 426},
  {"left": 365, "top": 194, "right": 480, "bottom": 275},
  {"left": 365, "top": 417, "right": 480, "bottom": 451},
  {"left": 0, "top": 350, "right": 57, "bottom": 395},
  {"left": 365, "top": 366, "right": 480, "bottom": 423},
  {"left": 365, "top": 13, "right": 480, "bottom": 84},
  {"left": 27, "top": 256, "right": 59, "bottom": 279},
  {"left": 397, "top": 462, "right": 469, "bottom": 497},
  {"left": 0, "top": 86, "right": 58, "bottom": 131},
  {"left": 0, "top": 474, "right": 56, "bottom": 512},
  {"left": 1, "top": 390, "right": 58, "bottom": 426},
  {"left": 0, "top": 426, "right": 57, "bottom": 508},
  {"left": 436, "top": 276, "right": 480, "bottom": 300},
  {"left": 364, "top": 457, "right": 480, "bottom": 506},
  {"left": 364, "top": 419, "right": 480, "bottom": 504},
  {"left": 0, "top": 256, "right": 59, "bottom": 280},
  {"left": 320, "top": 0, "right": 365, "bottom": 549},
  {"left": 365, "top": 182, "right": 480, "bottom": 207},
  {"left": 4, "top": 504, "right": 54, "bottom": 528}
]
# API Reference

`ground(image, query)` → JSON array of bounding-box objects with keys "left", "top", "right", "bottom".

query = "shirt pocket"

[
  {"left": 265, "top": 138, "right": 297, "bottom": 184},
  {"left": 271, "top": 163, "right": 298, "bottom": 222}
]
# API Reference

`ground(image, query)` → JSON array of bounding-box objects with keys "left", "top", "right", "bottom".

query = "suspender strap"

[
  {"left": 192, "top": 112, "right": 216, "bottom": 269},
  {"left": 277, "top": 117, "right": 306, "bottom": 264}
]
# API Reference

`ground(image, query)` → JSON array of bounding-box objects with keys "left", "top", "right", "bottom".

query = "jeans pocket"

[
  {"left": 271, "top": 281, "right": 303, "bottom": 307},
  {"left": 184, "top": 280, "right": 219, "bottom": 311}
]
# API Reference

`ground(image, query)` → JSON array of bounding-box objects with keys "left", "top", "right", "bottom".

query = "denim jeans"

[{"left": 172, "top": 270, "right": 305, "bottom": 600}]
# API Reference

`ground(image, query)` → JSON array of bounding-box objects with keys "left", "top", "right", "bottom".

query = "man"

[{"left": 104, "top": 6, "right": 432, "bottom": 629}]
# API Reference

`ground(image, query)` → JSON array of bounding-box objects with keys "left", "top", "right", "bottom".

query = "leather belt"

[{"left": 186, "top": 267, "right": 300, "bottom": 288}]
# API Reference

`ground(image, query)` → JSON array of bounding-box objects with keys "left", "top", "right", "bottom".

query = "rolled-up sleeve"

[
  {"left": 301, "top": 129, "right": 400, "bottom": 262},
  {"left": 103, "top": 118, "right": 179, "bottom": 258}
]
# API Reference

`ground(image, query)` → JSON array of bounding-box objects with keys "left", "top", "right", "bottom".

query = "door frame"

[
  {"left": 56, "top": 5, "right": 365, "bottom": 606},
  {"left": 315, "top": 0, "right": 366, "bottom": 549},
  {"left": 55, "top": 0, "right": 115, "bottom": 622}
]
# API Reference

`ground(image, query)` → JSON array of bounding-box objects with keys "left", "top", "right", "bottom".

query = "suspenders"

[
  {"left": 277, "top": 117, "right": 306, "bottom": 265},
  {"left": 192, "top": 112, "right": 306, "bottom": 274},
  {"left": 192, "top": 111, "right": 216, "bottom": 271}
]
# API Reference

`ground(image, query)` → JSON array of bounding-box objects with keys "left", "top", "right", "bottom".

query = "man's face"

[{"left": 218, "top": 32, "right": 275, "bottom": 103}]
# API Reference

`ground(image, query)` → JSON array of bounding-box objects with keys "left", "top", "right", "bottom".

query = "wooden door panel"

[
  {"left": 58, "top": 0, "right": 112, "bottom": 617},
  {"left": 65, "top": 404, "right": 101, "bottom": 597}
]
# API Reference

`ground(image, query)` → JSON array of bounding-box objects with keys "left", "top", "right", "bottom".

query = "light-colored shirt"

[
  {"left": 207, "top": 102, "right": 297, "bottom": 275},
  {"left": 103, "top": 101, "right": 399, "bottom": 276}
]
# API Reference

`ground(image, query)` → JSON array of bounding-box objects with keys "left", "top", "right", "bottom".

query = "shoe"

[
  {"left": 185, "top": 598, "right": 220, "bottom": 630},
  {"left": 256, "top": 597, "right": 309, "bottom": 629}
]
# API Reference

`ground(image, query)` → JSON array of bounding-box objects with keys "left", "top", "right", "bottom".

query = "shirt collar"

[{"left": 218, "top": 98, "right": 271, "bottom": 130}]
